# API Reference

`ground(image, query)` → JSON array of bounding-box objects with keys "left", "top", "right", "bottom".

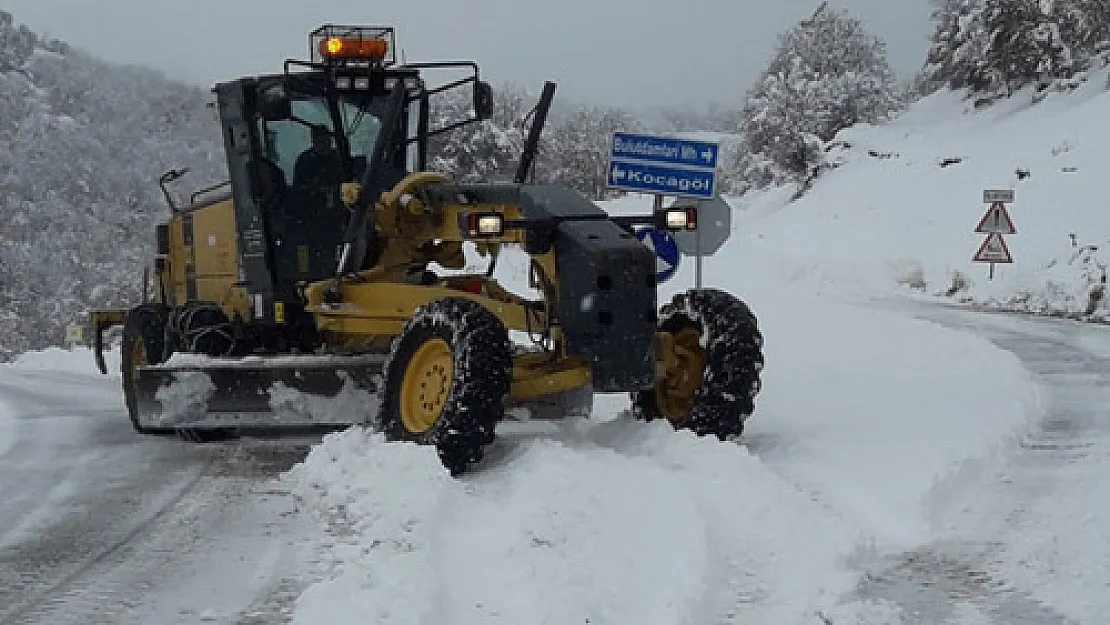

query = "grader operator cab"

[{"left": 90, "top": 25, "right": 765, "bottom": 475}]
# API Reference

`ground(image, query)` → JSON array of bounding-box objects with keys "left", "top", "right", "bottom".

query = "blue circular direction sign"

[{"left": 635, "top": 227, "right": 681, "bottom": 283}]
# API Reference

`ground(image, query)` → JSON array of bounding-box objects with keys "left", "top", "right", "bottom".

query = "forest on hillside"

[{"left": 1, "top": 1, "right": 1109, "bottom": 356}]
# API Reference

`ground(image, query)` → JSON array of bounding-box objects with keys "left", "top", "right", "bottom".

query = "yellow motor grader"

[{"left": 90, "top": 25, "right": 764, "bottom": 475}]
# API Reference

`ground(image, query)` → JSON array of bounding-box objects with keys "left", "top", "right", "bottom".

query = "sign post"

[
  {"left": 606, "top": 131, "right": 721, "bottom": 287},
  {"left": 972, "top": 189, "right": 1017, "bottom": 279},
  {"left": 667, "top": 196, "right": 732, "bottom": 289}
]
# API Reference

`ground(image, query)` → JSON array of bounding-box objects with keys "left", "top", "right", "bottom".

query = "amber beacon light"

[{"left": 319, "top": 36, "right": 388, "bottom": 61}]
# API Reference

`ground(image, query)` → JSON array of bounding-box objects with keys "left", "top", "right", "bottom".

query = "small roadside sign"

[
  {"left": 972, "top": 189, "right": 1018, "bottom": 280},
  {"left": 973, "top": 232, "right": 1013, "bottom": 264},
  {"left": 610, "top": 131, "right": 719, "bottom": 169},
  {"left": 634, "top": 227, "right": 681, "bottom": 283},
  {"left": 65, "top": 324, "right": 84, "bottom": 345},
  {"left": 607, "top": 160, "right": 715, "bottom": 198},
  {"left": 983, "top": 189, "right": 1014, "bottom": 204},
  {"left": 668, "top": 196, "right": 732, "bottom": 256},
  {"left": 974, "top": 202, "right": 1017, "bottom": 234}
]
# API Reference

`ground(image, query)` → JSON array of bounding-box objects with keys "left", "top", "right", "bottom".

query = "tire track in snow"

[
  {"left": 0, "top": 367, "right": 325, "bottom": 625},
  {"left": 0, "top": 456, "right": 214, "bottom": 625},
  {"left": 829, "top": 301, "right": 1107, "bottom": 625}
]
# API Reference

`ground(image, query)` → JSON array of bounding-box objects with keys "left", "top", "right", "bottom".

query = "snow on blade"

[
  {"left": 268, "top": 373, "right": 384, "bottom": 425},
  {"left": 152, "top": 371, "right": 216, "bottom": 424}
]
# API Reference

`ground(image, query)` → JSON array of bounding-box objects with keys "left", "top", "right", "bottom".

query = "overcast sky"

[{"left": 6, "top": 0, "right": 933, "bottom": 109}]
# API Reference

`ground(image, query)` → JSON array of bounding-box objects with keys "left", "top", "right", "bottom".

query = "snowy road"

[
  {"left": 1, "top": 297, "right": 1108, "bottom": 625},
  {"left": 844, "top": 301, "right": 1110, "bottom": 624},
  {"left": 0, "top": 366, "right": 327, "bottom": 625}
]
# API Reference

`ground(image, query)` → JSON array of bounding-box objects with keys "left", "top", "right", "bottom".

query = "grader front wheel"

[
  {"left": 633, "top": 288, "right": 764, "bottom": 440},
  {"left": 380, "top": 297, "right": 512, "bottom": 476}
]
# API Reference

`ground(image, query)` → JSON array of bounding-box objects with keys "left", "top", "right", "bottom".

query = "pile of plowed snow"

[{"left": 282, "top": 279, "right": 1043, "bottom": 625}]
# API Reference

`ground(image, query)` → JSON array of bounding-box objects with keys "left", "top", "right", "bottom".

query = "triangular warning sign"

[
  {"left": 973, "top": 232, "right": 1013, "bottom": 263},
  {"left": 975, "top": 202, "right": 1017, "bottom": 234}
]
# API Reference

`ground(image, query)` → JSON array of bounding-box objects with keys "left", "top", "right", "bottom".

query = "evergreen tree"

[
  {"left": 736, "top": 4, "right": 902, "bottom": 187},
  {"left": 535, "top": 105, "right": 645, "bottom": 200},
  {"left": 981, "top": 0, "right": 1071, "bottom": 94},
  {"left": 920, "top": 0, "right": 1110, "bottom": 98}
]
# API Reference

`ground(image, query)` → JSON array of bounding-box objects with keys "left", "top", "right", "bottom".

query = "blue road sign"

[
  {"left": 634, "top": 227, "right": 681, "bottom": 283},
  {"left": 611, "top": 132, "right": 719, "bottom": 169},
  {"left": 607, "top": 160, "right": 715, "bottom": 199},
  {"left": 607, "top": 131, "right": 719, "bottom": 199}
]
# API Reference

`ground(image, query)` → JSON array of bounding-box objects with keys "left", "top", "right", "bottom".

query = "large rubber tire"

[
  {"left": 379, "top": 297, "right": 512, "bottom": 476},
  {"left": 120, "top": 303, "right": 173, "bottom": 435},
  {"left": 632, "top": 288, "right": 764, "bottom": 440}
]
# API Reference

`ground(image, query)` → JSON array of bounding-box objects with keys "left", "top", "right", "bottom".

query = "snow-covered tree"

[
  {"left": 1052, "top": 0, "right": 1110, "bottom": 62},
  {"left": 426, "top": 81, "right": 531, "bottom": 183},
  {"left": 735, "top": 4, "right": 903, "bottom": 188},
  {"left": 534, "top": 105, "right": 645, "bottom": 200},
  {"left": 0, "top": 13, "right": 224, "bottom": 358},
  {"left": 920, "top": 0, "right": 992, "bottom": 93},
  {"left": 921, "top": 0, "right": 1110, "bottom": 99},
  {"left": 982, "top": 0, "right": 1072, "bottom": 93}
]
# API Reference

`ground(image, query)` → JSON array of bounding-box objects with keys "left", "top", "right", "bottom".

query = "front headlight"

[
  {"left": 664, "top": 207, "right": 697, "bottom": 230},
  {"left": 465, "top": 212, "right": 504, "bottom": 237}
]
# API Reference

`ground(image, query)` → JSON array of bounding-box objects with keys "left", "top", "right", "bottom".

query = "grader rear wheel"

[
  {"left": 380, "top": 297, "right": 512, "bottom": 476},
  {"left": 633, "top": 288, "right": 764, "bottom": 440}
]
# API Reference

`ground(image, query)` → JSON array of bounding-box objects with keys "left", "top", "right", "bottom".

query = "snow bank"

[
  {"left": 0, "top": 393, "right": 14, "bottom": 459},
  {"left": 283, "top": 274, "right": 1043, "bottom": 624},
  {"left": 285, "top": 423, "right": 862, "bottom": 625},
  {"left": 738, "top": 279, "right": 1044, "bottom": 549},
  {"left": 7, "top": 346, "right": 120, "bottom": 376}
]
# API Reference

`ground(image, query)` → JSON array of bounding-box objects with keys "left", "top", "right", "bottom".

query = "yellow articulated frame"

[
  {"left": 305, "top": 280, "right": 593, "bottom": 402},
  {"left": 306, "top": 280, "right": 545, "bottom": 335},
  {"left": 510, "top": 351, "right": 590, "bottom": 402}
]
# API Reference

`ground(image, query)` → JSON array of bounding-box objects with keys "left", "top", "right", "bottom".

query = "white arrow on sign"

[
  {"left": 611, "top": 163, "right": 626, "bottom": 181},
  {"left": 701, "top": 148, "right": 715, "bottom": 163}
]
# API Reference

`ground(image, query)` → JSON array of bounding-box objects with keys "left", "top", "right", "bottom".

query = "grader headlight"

[
  {"left": 464, "top": 212, "right": 505, "bottom": 238},
  {"left": 663, "top": 207, "right": 698, "bottom": 231}
]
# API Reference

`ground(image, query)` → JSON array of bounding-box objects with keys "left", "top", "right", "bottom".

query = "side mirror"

[
  {"left": 473, "top": 80, "right": 494, "bottom": 121},
  {"left": 259, "top": 84, "right": 292, "bottom": 121}
]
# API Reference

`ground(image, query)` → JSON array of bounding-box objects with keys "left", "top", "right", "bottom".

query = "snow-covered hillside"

[{"left": 731, "top": 65, "right": 1110, "bottom": 320}]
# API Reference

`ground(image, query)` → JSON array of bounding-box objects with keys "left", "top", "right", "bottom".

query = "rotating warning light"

[{"left": 318, "top": 36, "right": 389, "bottom": 62}]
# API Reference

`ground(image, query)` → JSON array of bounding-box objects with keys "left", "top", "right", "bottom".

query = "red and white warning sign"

[
  {"left": 974, "top": 201, "right": 1017, "bottom": 234},
  {"left": 973, "top": 232, "right": 1013, "bottom": 263}
]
